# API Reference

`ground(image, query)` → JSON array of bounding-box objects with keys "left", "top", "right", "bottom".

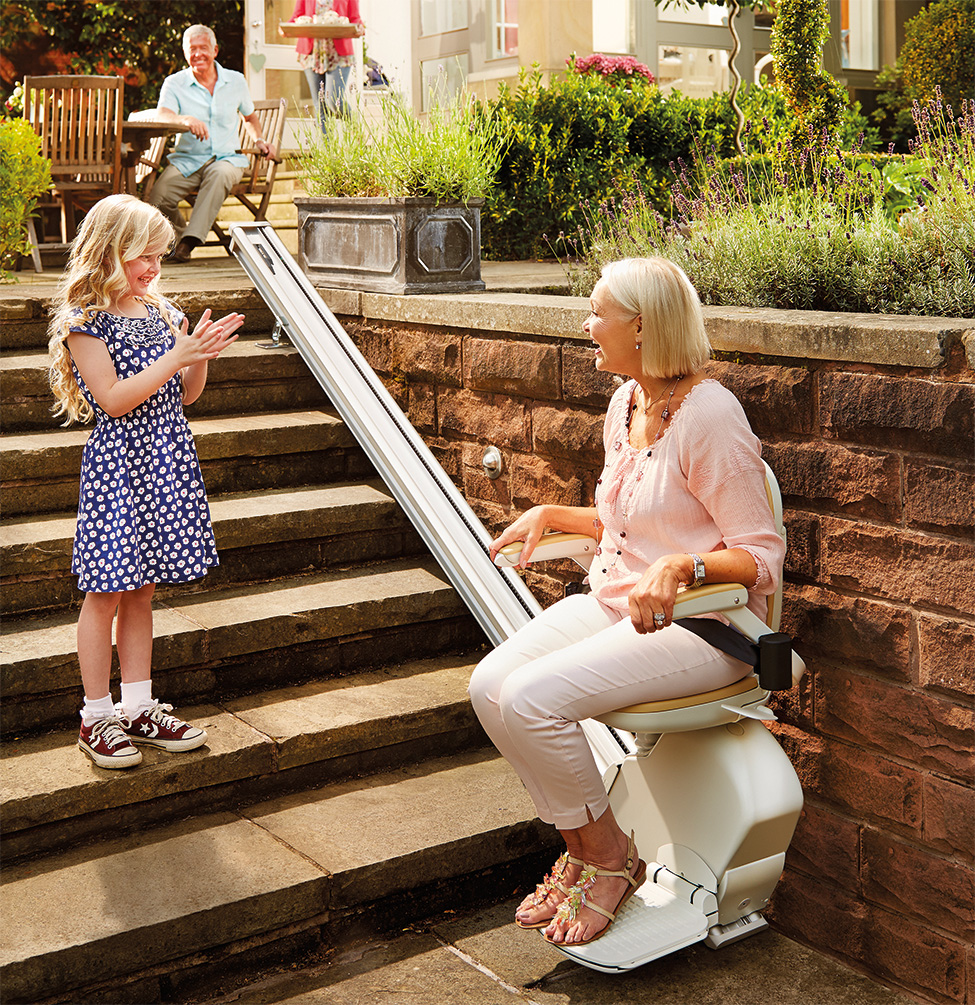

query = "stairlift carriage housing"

[{"left": 494, "top": 462, "right": 806, "bottom": 973}]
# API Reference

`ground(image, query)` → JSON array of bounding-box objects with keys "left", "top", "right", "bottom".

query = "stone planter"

[{"left": 294, "top": 195, "right": 486, "bottom": 295}]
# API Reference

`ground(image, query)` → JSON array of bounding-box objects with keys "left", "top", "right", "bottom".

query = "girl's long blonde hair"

[{"left": 48, "top": 195, "right": 177, "bottom": 424}]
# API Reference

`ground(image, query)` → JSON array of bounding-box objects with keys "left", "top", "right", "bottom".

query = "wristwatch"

[{"left": 687, "top": 553, "right": 706, "bottom": 589}]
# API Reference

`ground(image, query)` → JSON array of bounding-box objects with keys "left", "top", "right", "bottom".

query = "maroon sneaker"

[
  {"left": 118, "top": 701, "right": 208, "bottom": 752},
  {"left": 78, "top": 716, "right": 143, "bottom": 769}
]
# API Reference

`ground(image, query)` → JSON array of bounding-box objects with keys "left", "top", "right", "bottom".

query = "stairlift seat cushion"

[{"left": 607, "top": 674, "right": 760, "bottom": 715}]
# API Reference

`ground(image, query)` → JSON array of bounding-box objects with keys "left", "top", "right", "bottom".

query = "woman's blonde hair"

[
  {"left": 599, "top": 257, "right": 711, "bottom": 379},
  {"left": 48, "top": 195, "right": 176, "bottom": 424}
]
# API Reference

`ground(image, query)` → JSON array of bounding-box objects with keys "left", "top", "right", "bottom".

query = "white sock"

[
  {"left": 81, "top": 694, "right": 116, "bottom": 726},
  {"left": 120, "top": 679, "right": 154, "bottom": 720}
]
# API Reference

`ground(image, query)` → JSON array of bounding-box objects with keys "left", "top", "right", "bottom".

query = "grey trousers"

[{"left": 148, "top": 158, "right": 243, "bottom": 244}]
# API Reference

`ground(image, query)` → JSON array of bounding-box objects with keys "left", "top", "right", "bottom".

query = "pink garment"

[
  {"left": 286, "top": 0, "right": 361, "bottom": 57},
  {"left": 589, "top": 378, "right": 784, "bottom": 623}
]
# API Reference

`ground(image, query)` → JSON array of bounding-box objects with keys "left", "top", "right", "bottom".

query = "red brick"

[
  {"left": 437, "top": 387, "right": 530, "bottom": 451},
  {"left": 905, "top": 458, "right": 975, "bottom": 537},
  {"left": 464, "top": 337, "right": 560, "bottom": 399},
  {"left": 394, "top": 328, "right": 462, "bottom": 386},
  {"left": 708, "top": 362, "right": 815, "bottom": 434},
  {"left": 348, "top": 321, "right": 393, "bottom": 375},
  {"left": 863, "top": 903, "right": 969, "bottom": 1002},
  {"left": 509, "top": 453, "right": 587, "bottom": 510},
  {"left": 764, "top": 441, "right": 901, "bottom": 521},
  {"left": 783, "top": 585, "right": 912, "bottom": 680},
  {"left": 817, "top": 672, "right": 974, "bottom": 781},
  {"left": 407, "top": 383, "right": 436, "bottom": 434},
  {"left": 924, "top": 775, "right": 975, "bottom": 861},
  {"left": 765, "top": 867, "right": 866, "bottom": 966},
  {"left": 821, "top": 372, "right": 974, "bottom": 457},
  {"left": 862, "top": 826, "right": 975, "bottom": 940},
  {"left": 561, "top": 345, "right": 618, "bottom": 406},
  {"left": 531, "top": 405, "right": 604, "bottom": 465},
  {"left": 919, "top": 616, "right": 975, "bottom": 699},
  {"left": 822, "top": 516, "right": 975, "bottom": 616},
  {"left": 775, "top": 727, "right": 923, "bottom": 834},
  {"left": 781, "top": 511, "right": 820, "bottom": 581},
  {"left": 785, "top": 802, "right": 860, "bottom": 888}
]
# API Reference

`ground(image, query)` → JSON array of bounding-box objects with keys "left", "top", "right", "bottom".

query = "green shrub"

[
  {"left": 0, "top": 118, "right": 51, "bottom": 279},
  {"left": 568, "top": 94, "right": 975, "bottom": 317},
  {"left": 873, "top": 0, "right": 975, "bottom": 151},
  {"left": 481, "top": 65, "right": 871, "bottom": 260}
]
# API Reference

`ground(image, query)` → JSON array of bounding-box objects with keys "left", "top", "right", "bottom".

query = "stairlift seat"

[{"left": 597, "top": 674, "right": 769, "bottom": 734}]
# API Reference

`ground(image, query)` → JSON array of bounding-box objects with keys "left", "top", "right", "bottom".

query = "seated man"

[{"left": 149, "top": 24, "right": 276, "bottom": 263}]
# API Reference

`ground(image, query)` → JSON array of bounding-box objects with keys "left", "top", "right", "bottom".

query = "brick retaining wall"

[{"left": 333, "top": 291, "right": 975, "bottom": 1005}]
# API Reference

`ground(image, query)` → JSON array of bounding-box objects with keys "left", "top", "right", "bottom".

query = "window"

[
  {"left": 841, "top": 0, "right": 878, "bottom": 70},
  {"left": 593, "top": 0, "right": 632, "bottom": 54},
  {"left": 657, "top": 45, "right": 729, "bottom": 98},
  {"left": 420, "top": 54, "right": 469, "bottom": 112},
  {"left": 493, "top": 0, "right": 518, "bottom": 58},
  {"left": 420, "top": 0, "right": 468, "bottom": 36}
]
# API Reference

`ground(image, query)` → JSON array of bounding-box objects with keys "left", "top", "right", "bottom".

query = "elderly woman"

[{"left": 468, "top": 257, "right": 785, "bottom": 948}]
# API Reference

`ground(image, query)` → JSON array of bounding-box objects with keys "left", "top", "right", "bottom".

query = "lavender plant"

[{"left": 569, "top": 91, "right": 975, "bottom": 317}]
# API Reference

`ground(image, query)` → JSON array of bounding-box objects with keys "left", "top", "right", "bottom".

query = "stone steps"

[
  {"left": 1, "top": 479, "right": 424, "bottom": 615},
  {"left": 2, "top": 653, "right": 488, "bottom": 862},
  {"left": 0, "top": 288, "right": 549, "bottom": 1002},
  {"left": 0, "top": 747, "right": 554, "bottom": 1005},
  {"left": 2, "top": 556, "right": 481, "bottom": 735}
]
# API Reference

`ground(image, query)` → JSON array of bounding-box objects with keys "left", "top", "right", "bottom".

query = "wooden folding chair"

[
  {"left": 188, "top": 98, "right": 287, "bottom": 254},
  {"left": 24, "top": 75, "right": 124, "bottom": 253},
  {"left": 126, "top": 109, "right": 171, "bottom": 200}
]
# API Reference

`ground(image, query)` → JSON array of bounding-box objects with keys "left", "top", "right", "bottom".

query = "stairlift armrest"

[
  {"left": 672, "top": 583, "right": 750, "bottom": 617},
  {"left": 493, "top": 532, "right": 596, "bottom": 571}
]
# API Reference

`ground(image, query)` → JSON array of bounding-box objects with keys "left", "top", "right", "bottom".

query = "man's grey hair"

[{"left": 183, "top": 24, "right": 217, "bottom": 52}]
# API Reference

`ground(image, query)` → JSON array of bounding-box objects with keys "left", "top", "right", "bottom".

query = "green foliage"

[
  {"left": 481, "top": 63, "right": 870, "bottom": 260},
  {"left": 0, "top": 116, "right": 51, "bottom": 278},
  {"left": 872, "top": 0, "right": 975, "bottom": 151},
  {"left": 1, "top": 1, "right": 244, "bottom": 116},
  {"left": 769, "top": 0, "right": 848, "bottom": 138},
  {"left": 298, "top": 90, "right": 503, "bottom": 202},
  {"left": 568, "top": 94, "right": 975, "bottom": 317}
]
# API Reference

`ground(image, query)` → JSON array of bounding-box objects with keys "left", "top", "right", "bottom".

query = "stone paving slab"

[
  {"left": 251, "top": 749, "right": 554, "bottom": 909},
  {"left": 198, "top": 898, "right": 917, "bottom": 1005},
  {"left": 1, "top": 704, "right": 272, "bottom": 833},
  {"left": 2, "top": 558, "right": 464, "bottom": 697},
  {"left": 225, "top": 654, "right": 478, "bottom": 770},
  {"left": 0, "top": 813, "right": 329, "bottom": 1003}
]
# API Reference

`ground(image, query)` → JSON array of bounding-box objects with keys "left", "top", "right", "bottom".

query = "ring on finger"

[{"left": 653, "top": 612, "right": 666, "bottom": 627}]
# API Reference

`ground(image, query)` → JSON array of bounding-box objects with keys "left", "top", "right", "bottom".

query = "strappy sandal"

[
  {"left": 541, "top": 831, "right": 646, "bottom": 946},
  {"left": 515, "top": 851, "right": 583, "bottom": 930}
]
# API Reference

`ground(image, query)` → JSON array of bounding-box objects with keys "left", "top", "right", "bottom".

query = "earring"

[{"left": 635, "top": 342, "right": 642, "bottom": 350}]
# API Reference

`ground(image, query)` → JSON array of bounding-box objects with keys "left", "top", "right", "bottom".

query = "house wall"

[{"left": 326, "top": 288, "right": 975, "bottom": 1005}]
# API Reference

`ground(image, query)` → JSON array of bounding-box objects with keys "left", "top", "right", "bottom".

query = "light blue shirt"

[{"left": 157, "top": 62, "right": 254, "bottom": 176}]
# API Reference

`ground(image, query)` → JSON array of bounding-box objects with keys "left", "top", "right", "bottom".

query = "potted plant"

[{"left": 294, "top": 89, "right": 504, "bottom": 294}]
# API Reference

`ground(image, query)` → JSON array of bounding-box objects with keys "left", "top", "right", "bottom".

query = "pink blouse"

[{"left": 589, "top": 379, "right": 785, "bottom": 623}]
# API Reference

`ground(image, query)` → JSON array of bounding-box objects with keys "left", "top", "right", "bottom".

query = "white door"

[{"left": 243, "top": 0, "right": 362, "bottom": 149}]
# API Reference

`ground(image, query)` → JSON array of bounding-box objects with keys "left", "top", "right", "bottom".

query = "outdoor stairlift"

[
  {"left": 493, "top": 462, "right": 806, "bottom": 972},
  {"left": 228, "top": 222, "right": 805, "bottom": 977}
]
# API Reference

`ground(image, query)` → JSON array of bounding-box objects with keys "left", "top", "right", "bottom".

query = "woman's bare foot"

[
  {"left": 543, "top": 836, "right": 645, "bottom": 945},
  {"left": 514, "top": 852, "right": 582, "bottom": 929}
]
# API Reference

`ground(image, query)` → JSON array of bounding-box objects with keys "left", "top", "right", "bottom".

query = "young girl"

[{"left": 49, "top": 194, "right": 244, "bottom": 769}]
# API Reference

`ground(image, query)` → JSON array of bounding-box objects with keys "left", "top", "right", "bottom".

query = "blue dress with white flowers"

[{"left": 69, "top": 302, "right": 218, "bottom": 593}]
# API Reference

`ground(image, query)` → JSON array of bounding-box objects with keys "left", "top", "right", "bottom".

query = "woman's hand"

[
  {"left": 490, "top": 506, "right": 552, "bottom": 570},
  {"left": 628, "top": 554, "right": 688, "bottom": 634}
]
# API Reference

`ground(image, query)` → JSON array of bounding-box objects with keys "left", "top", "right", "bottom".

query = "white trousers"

[{"left": 468, "top": 594, "right": 751, "bottom": 830}]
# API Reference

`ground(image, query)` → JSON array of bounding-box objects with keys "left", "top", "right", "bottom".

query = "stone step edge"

[
  {"left": 1, "top": 479, "right": 403, "bottom": 582},
  {"left": 0, "top": 749, "right": 554, "bottom": 1005},
  {"left": 2, "top": 653, "right": 483, "bottom": 842},
  {"left": 1, "top": 557, "right": 467, "bottom": 698}
]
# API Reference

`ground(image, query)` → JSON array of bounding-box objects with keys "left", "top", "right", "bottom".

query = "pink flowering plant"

[{"left": 569, "top": 53, "right": 655, "bottom": 87}]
